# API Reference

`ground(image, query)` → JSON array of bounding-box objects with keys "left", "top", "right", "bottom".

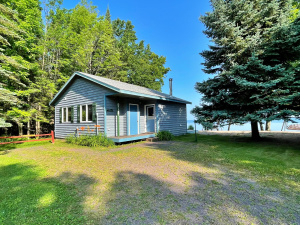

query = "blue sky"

[{"left": 62, "top": 0, "right": 212, "bottom": 120}]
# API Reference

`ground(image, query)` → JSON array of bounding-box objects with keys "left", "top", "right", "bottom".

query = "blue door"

[
  {"left": 146, "top": 106, "right": 155, "bottom": 132},
  {"left": 130, "top": 104, "right": 138, "bottom": 135}
]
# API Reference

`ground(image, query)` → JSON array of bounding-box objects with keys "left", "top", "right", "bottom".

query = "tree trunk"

[
  {"left": 228, "top": 123, "right": 231, "bottom": 131},
  {"left": 251, "top": 121, "right": 260, "bottom": 140},
  {"left": 259, "top": 122, "right": 264, "bottom": 131},
  {"left": 27, "top": 120, "right": 30, "bottom": 135},
  {"left": 18, "top": 123, "right": 23, "bottom": 136},
  {"left": 266, "top": 121, "right": 271, "bottom": 131},
  {"left": 36, "top": 105, "right": 41, "bottom": 135}
]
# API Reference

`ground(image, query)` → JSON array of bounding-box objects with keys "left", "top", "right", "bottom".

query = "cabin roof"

[{"left": 50, "top": 71, "right": 192, "bottom": 105}]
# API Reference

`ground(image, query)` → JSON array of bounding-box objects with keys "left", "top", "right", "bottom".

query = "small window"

[
  {"left": 80, "top": 104, "right": 93, "bottom": 122},
  {"left": 147, "top": 106, "right": 154, "bottom": 117},
  {"left": 62, "top": 107, "right": 72, "bottom": 123}
]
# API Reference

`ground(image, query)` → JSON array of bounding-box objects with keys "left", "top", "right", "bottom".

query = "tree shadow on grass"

[
  {"left": 100, "top": 170, "right": 300, "bottom": 224},
  {"left": 146, "top": 135, "right": 300, "bottom": 187},
  {"left": 0, "top": 163, "right": 96, "bottom": 224},
  {"left": 0, "top": 144, "right": 18, "bottom": 155},
  {"left": 0, "top": 141, "right": 52, "bottom": 155}
]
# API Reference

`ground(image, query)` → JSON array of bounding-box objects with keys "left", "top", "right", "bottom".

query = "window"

[
  {"left": 68, "top": 107, "right": 72, "bottom": 122},
  {"left": 80, "top": 104, "right": 93, "bottom": 122},
  {"left": 62, "top": 107, "right": 72, "bottom": 122},
  {"left": 88, "top": 105, "right": 93, "bottom": 121},
  {"left": 81, "top": 105, "right": 86, "bottom": 122},
  {"left": 147, "top": 106, "right": 154, "bottom": 117}
]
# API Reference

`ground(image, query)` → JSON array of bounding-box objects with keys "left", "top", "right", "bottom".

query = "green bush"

[
  {"left": 66, "top": 134, "right": 115, "bottom": 147},
  {"left": 156, "top": 130, "right": 174, "bottom": 141},
  {"left": 187, "top": 125, "right": 194, "bottom": 130},
  {"left": 0, "top": 137, "right": 27, "bottom": 143}
]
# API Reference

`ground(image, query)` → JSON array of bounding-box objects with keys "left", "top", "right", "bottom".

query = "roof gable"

[{"left": 50, "top": 72, "right": 191, "bottom": 105}]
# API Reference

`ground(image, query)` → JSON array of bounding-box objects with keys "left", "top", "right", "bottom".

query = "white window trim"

[
  {"left": 62, "top": 107, "right": 72, "bottom": 123},
  {"left": 80, "top": 104, "right": 93, "bottom": 123}
]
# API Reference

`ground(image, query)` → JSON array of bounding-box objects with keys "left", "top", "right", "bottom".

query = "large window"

[
  {"left": 62, "top": 107, "right": 72, "bottom": 123},
  {"left": 80, "top": 104, "right": 93, "bottom": 122}
]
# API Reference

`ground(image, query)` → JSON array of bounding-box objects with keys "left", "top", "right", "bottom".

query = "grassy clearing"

[
  {"left": 0, "top": 135, "right": 299, "bottom": 224},
  {"left": 174, "top": 134, "right": 300, "bottom": 193}
]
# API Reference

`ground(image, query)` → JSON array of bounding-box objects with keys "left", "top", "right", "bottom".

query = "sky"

[{"left": 62, "top": 0, "right": 212, "bottom": 120}]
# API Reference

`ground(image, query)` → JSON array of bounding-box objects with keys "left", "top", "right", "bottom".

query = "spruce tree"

[
  {"left": 192, "top": 0, "right": 295, "bottom": 139},
  {"left": 105, "top": 6, "right": 111, "bottom": 23}
]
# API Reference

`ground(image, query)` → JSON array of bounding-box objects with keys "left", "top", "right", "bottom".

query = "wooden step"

[{"left": 146, "top": 137, "right": 159, "bottom": 142}]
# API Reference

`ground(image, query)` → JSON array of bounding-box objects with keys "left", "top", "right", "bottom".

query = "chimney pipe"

[{"left": 169, "top": 78, "right": 173, "bottom": 96}]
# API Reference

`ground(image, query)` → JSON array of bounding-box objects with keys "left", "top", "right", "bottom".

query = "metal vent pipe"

[{"left": 169, "top": 78, "right": 173, "bottom": 96}]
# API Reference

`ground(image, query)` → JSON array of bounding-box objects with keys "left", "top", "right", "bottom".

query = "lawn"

[{"left": 0, "top": 134, "right": 299, "bottom": 224}]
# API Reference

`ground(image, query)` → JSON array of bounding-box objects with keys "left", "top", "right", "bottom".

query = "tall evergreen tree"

[
  {"left": 192, "top": 0, "right": 295, "bottom": 139},
  {"left": 105, "top": 6, "right": 111, "bottom": 23},
  {"left": 1, "top": 0, "right": 45, "bottom": 135},
  {"left": 0, "top": 3, "right": 28, "bottom": 130}
]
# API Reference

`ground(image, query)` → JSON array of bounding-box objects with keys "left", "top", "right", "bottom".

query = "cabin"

[{"left": 49, "top": 72, "right": 191, "bottom": 143}]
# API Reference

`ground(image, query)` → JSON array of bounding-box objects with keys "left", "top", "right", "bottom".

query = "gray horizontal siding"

[
  {"left": 106, "top": 97, "right": 117, "bottom": 137},
  {"left": 139, "top": 105, "right": 145, "bottom": 133},
  {"left": 120, "top": 103, "right": 127, "bottom": 136},
  {"left": 54, "top": 77, "right": 116, "bottom": 138},
  {"left": 54, "top": 78, "right": 188, "bottom": 139},
  {"left": 156, "top": 101, "right": 187, "bottom": 136},
  {"left": 106, "top": 98, "right": 127, "bottom": 137}
]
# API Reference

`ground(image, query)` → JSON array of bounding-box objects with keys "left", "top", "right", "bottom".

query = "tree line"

[
  {"left": 0, "top": 0, "right": 170, "bottom": 135},
  {"left": 193, "top": 0, "right": 300, "bottom": 139}
]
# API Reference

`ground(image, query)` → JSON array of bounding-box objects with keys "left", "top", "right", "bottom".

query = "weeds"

[{"left": 66, "top": 134, "right": 114, "bottom": 147}]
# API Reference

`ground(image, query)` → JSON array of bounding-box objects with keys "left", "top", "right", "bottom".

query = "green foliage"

[
  {"left": 0, "top": 3, "right": 28, "bottom": 128},
  {"left": 155, "top": 131, "right": 174, "bottom": 141},
  {"left": 187, "top": 125, "right": 194, "bottom": 130},
  {"left": 0, "top": 136, "right": 27, "bottom": 143},
  {"left": 193, "top": 0, "right": 297, "bottom": 139},
  {"left": 1, "top": 0, "right": 170, "bottom": 135},
  {"left": 0, "top": 118, "right": 12, "bottom": 128},
  {"left": 0, "top": 0, "right": 47, "bottom": 133},
  {"left": 112, "top": 18, "right": 170, "bottom": 91},
  {"left": 66, "top": 134, "right": 115, "bottom": 147}
]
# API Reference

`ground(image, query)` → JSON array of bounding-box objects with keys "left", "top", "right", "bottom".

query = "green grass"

[
  {"left": 174, "top": 134, "right": 300, "bottom": 192},
  {"left": 0, "top": 135, "right": 299, "bottom": 224}
]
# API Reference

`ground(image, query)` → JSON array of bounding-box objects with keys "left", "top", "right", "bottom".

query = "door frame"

[
  {"left": 144, "top": 104, "right": 156, "bottom": 133},
  {"left": 128, "top": 103, "right": 139, "bottom": 135}
]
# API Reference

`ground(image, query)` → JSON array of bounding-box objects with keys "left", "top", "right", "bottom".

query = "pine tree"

[
  {"left": 105, "top": 6, "right": 111, "bottom": 23},
  {"left": 192, "top": 0, "right": 295, "bottom": 139}
]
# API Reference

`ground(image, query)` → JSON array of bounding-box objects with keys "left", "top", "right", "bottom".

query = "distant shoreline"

[
  {"left": 187, "top": 120, "right": 300, "bottom": 132},
  {"left": 196, "top": 130, "right": 300, "bottom": 143}
]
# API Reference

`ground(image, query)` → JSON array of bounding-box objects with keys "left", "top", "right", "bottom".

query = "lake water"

[{"left": 187, "top": 120, "right": 300, "bottom": 132}]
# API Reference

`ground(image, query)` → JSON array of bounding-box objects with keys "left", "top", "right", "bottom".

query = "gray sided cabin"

[{"left": 49, "top": 72, "right": 191, "bottom": 143}]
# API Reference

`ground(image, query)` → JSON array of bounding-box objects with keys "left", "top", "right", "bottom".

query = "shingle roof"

[{"left": 50, "top": 71, "right": 191, "bottom": 105}]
